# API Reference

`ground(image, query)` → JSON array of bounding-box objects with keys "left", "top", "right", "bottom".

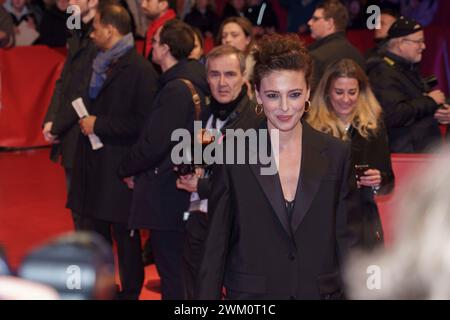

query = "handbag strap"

[{"left": 179, "top": 78, "right": 201, "bottom": 121}]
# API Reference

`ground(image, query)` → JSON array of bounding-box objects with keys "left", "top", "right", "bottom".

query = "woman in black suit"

[
  {"left": 307, "top": 58, "right": 394, "bottom": 250},
  {"left": 195, "top": 34, "right": 361, "bottom": 300}
]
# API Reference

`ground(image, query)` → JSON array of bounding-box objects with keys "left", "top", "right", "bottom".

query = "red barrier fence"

[
  {"left": 375, "top": 153, "right": 433, "bottom": 245},
  {"left": 1, "top": 46, "right": 66, "bottom": 147}
]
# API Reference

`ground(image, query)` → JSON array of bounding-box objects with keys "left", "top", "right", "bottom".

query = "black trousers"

[
  {"left": 183, "top": 212, "right": 209, "bottom": 299},
  {"left": 64, "top": 167, "right": 83, "bottom": 230},
  {"left": 151, "top": 229, "right": 185, "bottom": 300},
  {"left": 88, "top": 218, "right": 144, "bottom": 300}
]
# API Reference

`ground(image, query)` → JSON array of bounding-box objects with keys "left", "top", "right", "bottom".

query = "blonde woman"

[{"left": 307, "top": 58, "right": 394, "bottom": 250}]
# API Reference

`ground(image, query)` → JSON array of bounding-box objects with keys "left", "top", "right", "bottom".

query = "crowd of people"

[
  {"left": 1, "top": 0, "right": 446, "bottom": 300},
  {"left": 0, "top": 0, "right": 445, "bottom": 48}
]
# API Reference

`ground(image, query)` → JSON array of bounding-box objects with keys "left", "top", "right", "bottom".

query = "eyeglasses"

[
  {"left": 402, "top": 38, "right": 425, "bottom": 45},
  {"left": 310, "top": 15, "right": 325, "bottom": 22}
]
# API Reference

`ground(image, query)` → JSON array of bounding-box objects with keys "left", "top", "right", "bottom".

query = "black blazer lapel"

[
  {"left": 248, "top": 125, "right": 291, "bottom": 236},
  {"left": 291, "top": 121, "right": 328, "bottom": 233},
  {"left": 249, "top": 163, "right": 291, "bottom": 236}
]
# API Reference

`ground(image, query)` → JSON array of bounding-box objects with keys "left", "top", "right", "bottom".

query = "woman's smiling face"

[
  {"left": 329, "top": 77, "right": 360, "bottom": 122},
  {"left": 256, "top": 69, "right": 310, "bottom": 132}
]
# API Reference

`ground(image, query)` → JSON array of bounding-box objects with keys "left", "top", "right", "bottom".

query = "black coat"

[
  {"left": 196, "top": 120, "right": 361, "bottom": 300},
  {"left": 184, "top": 7, "right": 219, "bottom": 37},
  {"left": 348, "top": 122, "right": 394, "bottom": 250},
  {"left": 118, "top": 59, "right": 209, "bottom": 231},
  {"left": 221, "top": 4, "right": 245, "bottom": 21},
  {"left": 197, "top": 93, "right": 265, "bottom": 198},
  {"left": 66, "top": 49, "right": 158, "bottom": 224},
  {"left": 36, "top": 6, "right": 69, "bottom": 47},
  {"left": 45, "top": 22, "right": 97, "bottom": 169},
  {"left": 367, "top": 52, "right": 441, "bottom": 153},
  {"left": 244, "top": 1, "right": 279, "bottom": 30},
  {"left": 308, "top": 32, "right": 366, "bottom": 90}
]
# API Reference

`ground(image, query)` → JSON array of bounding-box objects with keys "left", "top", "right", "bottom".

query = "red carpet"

[{"left": 0, "top": 148, "right": 160, "bottom": 300}]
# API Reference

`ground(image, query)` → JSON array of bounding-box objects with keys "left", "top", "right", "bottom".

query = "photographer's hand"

[{"left": 434, "top": 104, "right": 450, "bottom": 124}]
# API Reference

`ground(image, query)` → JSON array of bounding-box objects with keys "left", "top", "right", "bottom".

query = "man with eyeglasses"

[
  {"left": 368, "top": 16, "right": 450, "bottom": 153},
  {"left": 307, "top": 0, "right": 365, "bottom": 90}
]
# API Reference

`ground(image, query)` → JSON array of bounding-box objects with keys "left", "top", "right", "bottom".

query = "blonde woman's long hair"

[{"left": 307, "top": 59, "right": 382, "bottom": 141}]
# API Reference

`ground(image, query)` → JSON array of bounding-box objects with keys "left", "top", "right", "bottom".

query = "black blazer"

[{"left": 196, "top": 120, "right": 361, "bottom": 300}]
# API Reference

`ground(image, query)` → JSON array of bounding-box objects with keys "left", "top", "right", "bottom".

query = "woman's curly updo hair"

[{"left": 253, "top": 33, "right": 312, "bottom": 91}]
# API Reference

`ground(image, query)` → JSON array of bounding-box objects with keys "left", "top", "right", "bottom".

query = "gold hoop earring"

[
  {"left": 304, "top": 100, "right": 311, "bottom": 113},
  {"left": 255, "top": 104, "right": 263, "bottom": 115}
]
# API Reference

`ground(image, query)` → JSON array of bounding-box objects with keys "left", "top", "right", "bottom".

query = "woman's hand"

[
  {"left": 176, "top": 168, "right": 205, "bottom": 193},
  {"left": 357, "top": 169, "right": 381, "bottom": 188}
]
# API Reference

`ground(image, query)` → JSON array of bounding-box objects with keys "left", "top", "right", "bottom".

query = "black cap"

[{"left": 387, "top": 16, "right": 423, "bottom": 40}]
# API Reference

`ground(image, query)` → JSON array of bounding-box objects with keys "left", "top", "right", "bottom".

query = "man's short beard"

[{"left": 145, "top": 12, "right": 160, "bottom": 20}]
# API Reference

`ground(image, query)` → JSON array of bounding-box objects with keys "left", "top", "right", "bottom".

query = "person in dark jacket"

[
  {"left": 0, "top": 3, "right": 14, "bottom": 47},
  {"left": 307, "top": 0, "right": 365, "bottom": 91},
  {"left": 279, "top": 0, "right": 319, "bottom": 34},
  {"left": 118, "top": 19, "right": 209, "bottom": 300},
  {"left": 42, "top": 0, "right": 102, "bottom": 229},
  {"left": 183, "top": 0, "right": 219, "bottom": 38},
  {"left": 65, "top": 4, "right": 159, "bottom": 299},
  {"left": 307, "top": 59, "right": 394, "bottom": 250},
  {"left": 221, "top": 0, "right": 245, "bottom": 21},
  {"left": 176, "top": 45, "right": 264, "bottom": 299},
  {"left": 4, "top": 0, "right": 35, "bottom": 26},
  {"left": 244, "top": 0, "right": 278, "bottom": 36},
  {"left": 36, "top": 0, "right": 70, "bottom": 47},
  {"left": 367, "top": 16, "right": 450, "bottom": 153}
]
